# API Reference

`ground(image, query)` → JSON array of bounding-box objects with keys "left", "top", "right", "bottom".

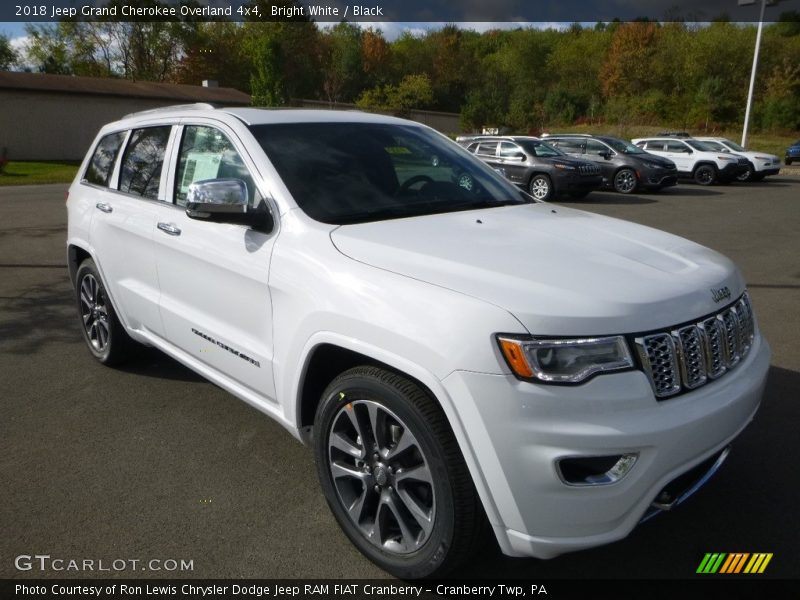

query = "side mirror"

[
  {"left": 602, "top": 152, "right": 612, "bottom": 160},
  {"left": 185, "top": 178, "right": 273, "bottom": 231}
]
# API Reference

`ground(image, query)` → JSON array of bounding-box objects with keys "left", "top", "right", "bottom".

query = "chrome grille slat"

[
  {"left": 636, "top": 293, "right": 754, "bottom": 400},
  {"left": 673, "top": 325, "right": 707, "bottom": 389}
]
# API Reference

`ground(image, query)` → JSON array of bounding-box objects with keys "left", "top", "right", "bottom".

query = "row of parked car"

[{"left": 454, "top": 132, "right": 784, "bottom": 201}]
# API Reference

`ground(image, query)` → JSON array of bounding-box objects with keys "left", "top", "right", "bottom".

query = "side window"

[
  {"left": 585, "top": 140, "right": 609, "bottom": 156},
  {"left": 552, "top": 139, "right": 584, "bottom": 154},
  {"left": 118, "top": 126, "right": 171, "bottom": 200},
  {"left": 175, "top": 125, "right": 258, "bottom": 207},
  {"left": 499, "top": 142, "right": 523, "bottom": 158},
  {"left": 476, "top": 141, "right": 498, "bottom": 157},
  {"left": 84, "top": 132, "right": 126, "bottom": 187},
  {"left": 466, "top": 143, "right": 479, "bottom": 154},
  {"left": 666, "top": 141, "right": 689, "bottom": 153}
]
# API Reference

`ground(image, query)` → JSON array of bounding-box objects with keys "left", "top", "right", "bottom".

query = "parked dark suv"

[
  {"left": 543, "top": 134, "right": 678, "bottom": 194},
  {"left": 459, "top": 136, "right": 602, "bottom": 200},
  {"left": 786, "top": 140, "right": 800, "bottom": 165}
]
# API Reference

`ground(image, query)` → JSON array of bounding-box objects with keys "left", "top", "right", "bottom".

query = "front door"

[{"left": 153, "top": 123, "right": 278, "bottom": 402}]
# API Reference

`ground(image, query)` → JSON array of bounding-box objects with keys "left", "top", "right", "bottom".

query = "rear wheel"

[
  {"left": 314, "top": 366, "right": 487, "bottom": 579},
  {"left": 612, "top": 168, "right": 637, "bottom": 194},
  {"left": 528, "top": 174, "right": 552, "bottom": 201},
  {"left": 75, "top": 259, "right": 134, "bottom": 365},
  {"left": 693, "top": 164, "right": 717, "bottom": 186}
]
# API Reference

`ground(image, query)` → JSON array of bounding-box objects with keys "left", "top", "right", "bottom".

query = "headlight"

[
  {"left": 497, "top": 335, "right": 634, "bottom": 383},
  {"left": 754, "top": 156, "right": 771, "bottom": 161},
  {"left": 553, "top": 163, "right": 576, "bottom": 170},
  {"left": 718, "top": 155, "right": 736, "bottom": 161},
  {"left": 642, "top": 161, "right": 663, "bottom": 169}
]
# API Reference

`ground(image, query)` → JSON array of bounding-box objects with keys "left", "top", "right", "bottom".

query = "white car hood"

[{"left": 330, "top": 203, "right": 745, "bottom": 336}]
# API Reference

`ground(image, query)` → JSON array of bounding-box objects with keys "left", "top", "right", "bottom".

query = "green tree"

[{"left": 0, "top": 34, "right": 17, "bottom": 70}]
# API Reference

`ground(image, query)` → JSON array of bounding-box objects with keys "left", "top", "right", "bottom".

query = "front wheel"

[
  {"left": 613, "top": 168, "right": 638, "bottom": 193},
  {"left": 693, "top": 164, "right": 717, "bottom": 186},
  {"left": 736, "top": 162, "right": 755, "bottom": 182},
  {"left": 313, "top": 366, "right": 487, "bottom": 579},
  {"left": 528, "top": 174, "right": 552, "bottom": 201}
]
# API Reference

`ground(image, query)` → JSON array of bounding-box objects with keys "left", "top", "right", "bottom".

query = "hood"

[
  {"left": 636, "top": 153, "right": 676, "bottom": 168},
  {"left": 330, "top": 204, "right": 744, "bottom": 336}
]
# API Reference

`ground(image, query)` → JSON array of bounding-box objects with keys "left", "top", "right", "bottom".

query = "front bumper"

[
  {"left": 719, "top": 162, "right": 749, "bottom": 180},
  {"left": 641, "top": 169, "right": 678, "bottom": 189},
  {"left": 442, "top": 334, "right": 770, "bottom": 559}
]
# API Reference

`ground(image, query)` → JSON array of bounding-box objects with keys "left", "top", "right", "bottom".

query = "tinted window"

[
  {"left": 604, "top": 138, "right": 646, "bottom": 155},
  {"left": 666, "top": 141, "right": 690, "bottom": 153},
  {"left": 84, "top": 132, "right": 126, "bottom": 187},
  {"left": 175, "top": 125, "right": 258, "bottom": 207},
  {"left": 686, "top": 139, "right": 715, "bottom": 152},
  {"left": 476, "top": 142, "right": 498, "bottom": 157},
  {"left": 118, "top": 127, "right": 171, "bottom": 200},
  {"left": 550, "top": 139, "right": 584, "bottom": 154},
  {"left": 249, "top": 122, "right": 527, "bottom": 225},
  {"left": 499, "top": 142, "right": 523, "bottom": 158},
  {"left": 585, "top": 140, "right": 610, "bottom": 156}
]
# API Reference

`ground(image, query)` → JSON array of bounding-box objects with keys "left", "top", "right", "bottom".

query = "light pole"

[{"left": 739, "top": 0, "right": 778, "bottom": 148}]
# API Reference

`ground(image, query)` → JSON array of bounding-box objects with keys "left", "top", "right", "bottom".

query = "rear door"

[
  {"left": 663, "top": 140, "right": 694, "bottom": 172},
  {"left": 88, "top": 124, "right": 173, "bottom": 336},
  {"left": 152, "top": 121, "right": 278, "bottom": 402}
]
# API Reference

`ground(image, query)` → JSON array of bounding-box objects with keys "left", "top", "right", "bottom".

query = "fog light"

[{"left": 558, "top": 453, "right": 638, "bottom": 486}]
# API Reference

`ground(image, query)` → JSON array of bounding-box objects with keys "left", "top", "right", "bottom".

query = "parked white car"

[
  {"left": 632, "top": 137, "right": 749, "bottom": 185},
  {"left": 694, "top": 137, "right": 781, "bottom": 181},
  {"left": 67, "top": 105, "right": 770, "bottom": 578}
]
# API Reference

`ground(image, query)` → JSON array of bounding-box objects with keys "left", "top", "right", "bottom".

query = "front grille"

[
  {"left": 737, "top": 157, "right": 748, "bottom": 166},
  {"left": 635, "top": 292, "right": 755, "bottom": 399},
  {"left": 579, "top": 164, "right": 600, "bottom": 176}
]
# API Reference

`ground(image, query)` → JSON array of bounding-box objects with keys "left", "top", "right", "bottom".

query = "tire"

[
  {"left": 736, "top": 162, "right": 755, "bottom": 182},
  {"left": 75, "top": 258, "right": 134, "bottom": 365},
  {"left": 612, "top": 168, "right": 638, "bottom": 194},
  {"left": 693, "top": 164, "right": 717, "bottom": 186},
  {"left": 528, "top": 174, "right": 552, "bottom": 201},
  {"left": 313, "top": 366, "right": 488, "bottom": 579}
]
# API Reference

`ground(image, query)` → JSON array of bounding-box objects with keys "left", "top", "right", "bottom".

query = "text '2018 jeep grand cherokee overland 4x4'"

[{"left": 67, "top": 105, "right": 770, "bottom": 579}]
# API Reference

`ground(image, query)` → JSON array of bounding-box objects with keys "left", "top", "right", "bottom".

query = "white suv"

[
  {"left": 694, "top": 137, "right": 782, "bottom": 182},
  {"left": 67, "top": 105, "right": 770, "bottom": 578},
  {"left": 632, "top": 137, "right": 750, "bottom": 185}
]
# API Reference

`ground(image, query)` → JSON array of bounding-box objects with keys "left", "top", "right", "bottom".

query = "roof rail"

[
  {"left": 656, "top": 131, "right": 692, "bottom": 138},
  {"left": 123, "top": 102, "right": 217, "bottom": 119},
  {"left": 541, "top": 133, "right": 592, "bottom": 138}
]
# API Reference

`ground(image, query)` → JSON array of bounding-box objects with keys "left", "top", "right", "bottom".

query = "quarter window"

[
  {"left": 118, "top": 126, "right": 171, "bottom": 200},
  {"left": 175, "top": 125, "right": 258, "bottom": 207},
  {"left": 84, "top": 132, "right": 126, "bottom": 187}
]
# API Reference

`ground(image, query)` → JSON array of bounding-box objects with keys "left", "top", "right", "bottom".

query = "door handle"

[
  {"left": 95, "top": 202, "right": 113, "bottom": 213},
  {"left": 157, "top": 222, "right": 181, "bottom": 236}
]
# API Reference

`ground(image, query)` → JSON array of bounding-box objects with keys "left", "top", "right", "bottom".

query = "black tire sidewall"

[
  {"left": 614, "top": 168, "right": 637, "bottom": 194},
  {"left": 694, "top": 165, "right": 716, "bottom": 185},
  {"left": 75, "top": 259, "right": 125, "bottom": 364},
  {"left": 313, "top": 371, "right": 457, "bottom": 579}
]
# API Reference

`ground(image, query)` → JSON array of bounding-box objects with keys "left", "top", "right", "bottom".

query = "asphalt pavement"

[{"left": 1, "top": 179, "right": 798, "bottom": 579}]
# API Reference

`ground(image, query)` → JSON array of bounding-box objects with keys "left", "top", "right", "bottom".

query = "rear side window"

[
  {"left": 476, "top": 142, "right": 498, "bottom": 157},
  {"left": 666, "top": 141, "right": 690, "bottom": 153},
  {"left": 118, "top": 126, "right": 171, "bottom": 200},
  {"left": 84, "top": 132, "right": 126, "bottom": 187}
]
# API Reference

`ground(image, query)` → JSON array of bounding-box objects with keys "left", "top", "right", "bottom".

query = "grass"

[{"left": 0, "top": 161, "right": 81, "bottom": 186}]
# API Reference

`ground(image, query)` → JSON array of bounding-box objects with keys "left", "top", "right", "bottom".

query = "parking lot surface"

[{"left": 1, "top": 180, "right": 798, "bottom": 579}]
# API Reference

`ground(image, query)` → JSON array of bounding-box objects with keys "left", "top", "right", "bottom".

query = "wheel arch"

[
  {"left": 67, "top": 243, "right": 93, "bottom": 287},
  {"left": 692, "top": 160, "right": 718, "bottom": 173},
  {"left": 292, "top": 334, "right": 511, "bottom": 554}
]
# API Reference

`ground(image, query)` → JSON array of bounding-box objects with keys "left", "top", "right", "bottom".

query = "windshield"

[
  {"left": 686, "top": 140, "right": 716, "bottom": 152},
  {"left": 518, "top": 140, "right": 564, "bottom": 158},
  {"left": 249, "top": 123, "right": 529, "bottom": 225},
  {"left": 604, "top": 138, "right": 646, "bottom": 154},
  {"left": 722, "top": 140, "right": 746, "bottom": 152}
]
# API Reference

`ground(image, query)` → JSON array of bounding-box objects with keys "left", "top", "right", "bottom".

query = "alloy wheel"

[{"left": 79, "top": 273, "right": 110, "bottom": 352}]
